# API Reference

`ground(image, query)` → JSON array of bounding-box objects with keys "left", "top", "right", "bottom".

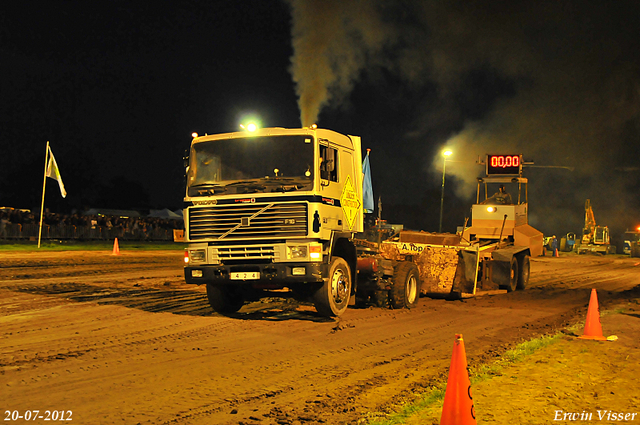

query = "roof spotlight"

[{"left": 240, "top": 121, "right": 259, "bottom": 132}]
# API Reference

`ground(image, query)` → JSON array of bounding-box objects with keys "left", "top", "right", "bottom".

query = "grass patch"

[
  {"left": 603, "top": 307, "right": 626, "bottom": 316},
  {"left": 0, "top": 240, "right": 186, "bottom": 251},
  {"left": 367, "top": 333, "right": 565, "bottom": 425},
  {"left": 367, "top": 388, "right": 446, "bottom": 425},
  {"left": 470, "top": 333, "right": 561, "bottom": 385}
]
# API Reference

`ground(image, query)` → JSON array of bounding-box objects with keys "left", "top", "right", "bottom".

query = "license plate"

[{"left": 230, "top": 272, "right": 260, "bottom": 280}]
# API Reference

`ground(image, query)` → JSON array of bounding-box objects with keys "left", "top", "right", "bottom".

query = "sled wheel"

[
  {"left": 505, "top": 257, "right": 518, "bottom": 292},
  {"left": 517, "top": 255, "right": 530, "bottom": 290},
  {"left": 390, "top": 262, "right": 421, "bottom": 309}
]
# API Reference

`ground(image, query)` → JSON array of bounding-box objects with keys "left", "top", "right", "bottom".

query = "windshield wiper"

[
  {"left": 273, "top": 184, "right": 304, "bottom": 192},
  {"left": 265, "top": 178, "right": 311, "bottom": 192},
  {"left": 190, "top": 183, "right": 227, "bottom": 194},
  {"left": 191, "top": 183, "right": 224, "bottom": 188},
  {"left": 224, "top": 180, "right": 264, "bottom": 187},
  {"left": 223, "top": 180, "right": 267, "bottom": 193}
]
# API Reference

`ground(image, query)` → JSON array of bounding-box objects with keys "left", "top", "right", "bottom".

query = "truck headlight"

[
  {"left": 287, "top": 245, "right": 308, "bottom": 259},
  {"left": 188, "top": 249, "right": 206, "bottom": 263}
]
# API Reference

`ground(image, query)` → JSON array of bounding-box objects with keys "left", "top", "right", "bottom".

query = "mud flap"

[
  {"left": 451, "top": 250, "right": 478, "bottom": 296},
  {"left": 490, "top": 260, "right": 511, "bottom": 286}
]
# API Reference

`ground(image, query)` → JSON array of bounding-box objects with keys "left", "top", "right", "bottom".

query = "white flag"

[{"left": 46, "top": 146, "right": 67, "bottom": 198}]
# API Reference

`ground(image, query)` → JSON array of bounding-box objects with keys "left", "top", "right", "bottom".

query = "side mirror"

[{"left": 325, "top": 150, "right": 335, "bottom": 172}]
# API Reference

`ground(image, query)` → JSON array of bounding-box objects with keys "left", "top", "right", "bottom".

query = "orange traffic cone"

[
  {"left": 440, "top": 334, "right": 477, "bottom": 425},
  {"left": 112, "top": 238, "right": 120, "bottom": 256},
  {"left": 578, "top": 289, "right": 607, "bottom": 341},
  {"left": 554, "top": 248, "right": 559, "bottom": 257}
]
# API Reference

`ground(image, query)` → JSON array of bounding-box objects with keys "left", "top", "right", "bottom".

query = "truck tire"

[
  {"left": 502, "top": 257, "right": 518, "bottom": 293},
  {"left": 390, "top": 262, "right": 421, "bottom": 309},
  {"left": 313, "top": 256, "right": 351, "bottom": 317},
  {"left": 517, "top": 255, "right": 530, "bottom": 290},
  {"left": 492, "top": 257, "right": 518, "bottom": 292},
  {"left": 206, "top": 284, "right": 244, "bottom": 314}
]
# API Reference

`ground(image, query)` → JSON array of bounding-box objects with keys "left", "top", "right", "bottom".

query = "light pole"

[{"left": 439, "top": 149, "right": 452, "bottom": 233}]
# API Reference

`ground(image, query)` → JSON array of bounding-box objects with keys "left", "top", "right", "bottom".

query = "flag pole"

[{"left": 38, "top": 141, "right": 50, "bottom": 248}]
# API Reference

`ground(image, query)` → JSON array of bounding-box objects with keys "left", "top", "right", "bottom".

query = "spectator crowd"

[{"left": 0, "top": 208, "right": 183, "bottom": 242}]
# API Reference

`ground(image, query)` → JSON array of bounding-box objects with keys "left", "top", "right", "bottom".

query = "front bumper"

[{"left": 184, "top": 262, "right": 324, "bottom": 285}]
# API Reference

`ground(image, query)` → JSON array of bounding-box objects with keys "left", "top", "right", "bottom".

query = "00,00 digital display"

[{"left": 487, "top": 155, "right": 521, "bottom": 175}]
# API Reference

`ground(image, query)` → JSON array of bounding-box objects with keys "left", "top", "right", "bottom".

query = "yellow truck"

[{"left": 183, "top": 126, "right": 366, "bottom": 316}]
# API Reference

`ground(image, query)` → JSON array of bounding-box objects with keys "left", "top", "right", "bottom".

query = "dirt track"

[{"left": 1, "top": 250, "right": 639, "bottom": 424}]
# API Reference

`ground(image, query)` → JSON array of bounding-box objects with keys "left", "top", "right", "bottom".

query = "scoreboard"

[{"left": 486, "top": 154, "right": 522, "bottom": 176}]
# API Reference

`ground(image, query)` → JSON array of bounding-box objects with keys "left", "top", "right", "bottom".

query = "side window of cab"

[{"left": 319, "top": 144, "right": 338, "bottom": 182}]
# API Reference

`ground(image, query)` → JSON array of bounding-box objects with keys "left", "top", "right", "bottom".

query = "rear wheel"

[
  {"left": 313, "top": 257, "right": 351, "bottom": 317},
  {"left": 206, "top": 284, "right": 245, "bottom": 314},
  {"left": 390, "top": 262, "right": 421, "bottom": 309},
  {"left": 505, "top": 257, "right": 518, "bottom": 292},
  {"left": 517, "top": 255, "right": 530, "bottom": 290}
]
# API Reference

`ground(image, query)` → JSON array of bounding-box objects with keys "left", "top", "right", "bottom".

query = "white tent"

[
  {"left": 83, "top": 208, "right": 141, "bottom": 218},
  {"left": 148, "top": 208, "right": 183, "bottom": 219}
]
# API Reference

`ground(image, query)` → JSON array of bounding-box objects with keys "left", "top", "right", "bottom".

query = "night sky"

[{"left": 2, "top": 1, "right": 639, "bottom": 245}]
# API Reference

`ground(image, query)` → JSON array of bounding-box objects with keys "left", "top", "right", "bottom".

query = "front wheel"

[
  {"left": 313, "top": 256, "right": 351, "bottom": 317},
  {"left": 390, "top": 262, "right": 421, "bottom": 309},
  {"left": 206, "top": 284, "right": 245, "bottom": 314}
]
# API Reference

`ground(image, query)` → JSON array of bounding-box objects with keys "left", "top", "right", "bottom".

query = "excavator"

[{"left": 575, "top": 199, "right": 616, "bottom": 254}]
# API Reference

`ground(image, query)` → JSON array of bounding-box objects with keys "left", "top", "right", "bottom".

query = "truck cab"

[{"left": 183, "top": 127, "right": 364, "bottom": 316}]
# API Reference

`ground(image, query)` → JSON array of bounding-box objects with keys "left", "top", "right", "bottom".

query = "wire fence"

[{"left": 0, "top": 223, "right": 176, "bottom": 241}]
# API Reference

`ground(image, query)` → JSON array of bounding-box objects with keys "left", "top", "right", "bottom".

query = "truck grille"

[
  {"left": 214, "top": 245, "right": 278, "bottom": 261},
  {"left": 188, "top": 202, "right": 308, "bottom": 241}
]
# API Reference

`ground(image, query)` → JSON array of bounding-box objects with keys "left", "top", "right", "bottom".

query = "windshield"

[
  {"left": 480, "top": 183, "right": 525, "bottom": 205},
  {"left": 187, "top": 135, "right": 314, "bottom": 196}
]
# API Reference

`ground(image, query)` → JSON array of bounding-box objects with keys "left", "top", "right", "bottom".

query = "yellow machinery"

[
  {"left": 375, "top": 154, "right": 543, "bottom": 299},
  {"left": 576, "top": 199, "right": 615, "bottom": 254}
]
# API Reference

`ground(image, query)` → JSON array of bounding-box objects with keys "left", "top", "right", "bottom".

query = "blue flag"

[{"left": 362, "top": 151, "right": 374, "bottom": 213}]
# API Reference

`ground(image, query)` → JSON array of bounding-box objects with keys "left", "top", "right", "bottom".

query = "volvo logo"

[{"left": 193, "top": 199, "right": 217, "bottom": 205}]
